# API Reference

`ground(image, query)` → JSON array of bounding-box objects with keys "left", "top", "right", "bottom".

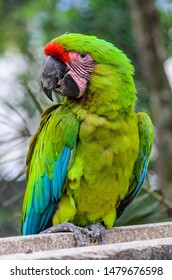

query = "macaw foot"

[
  {"left": 40, "top": 222, "right": 106, "bottom": 247},
  {"left": 86, "top": 222, "right": 106, "bottom": 245}
]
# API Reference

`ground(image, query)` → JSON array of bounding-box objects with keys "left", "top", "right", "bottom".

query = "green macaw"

[{"left": 21, "top": 33, "right": 153, "bottom": 245}]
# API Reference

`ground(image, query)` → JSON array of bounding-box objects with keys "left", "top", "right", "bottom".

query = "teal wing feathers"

[
  {"left": 21, "top": 104, "right": 79, "bottom": 235},
  {"left": 116, "top": 112, "right": 154, "bottom": 218}
]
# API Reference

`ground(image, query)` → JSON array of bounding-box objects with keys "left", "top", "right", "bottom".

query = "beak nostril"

[{"left": 54, "top": 84, "right": 61, "bottom": 89}]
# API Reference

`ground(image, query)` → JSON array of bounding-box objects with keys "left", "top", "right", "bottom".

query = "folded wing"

[
  {"left": 116, "top": 112, "right": 153, "bottom": 218},
  {"left": 21, "top": 104, "right": 79, "bottom": 234}
]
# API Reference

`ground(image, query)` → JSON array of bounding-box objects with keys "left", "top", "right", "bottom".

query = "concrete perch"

[{"left": 0, "top": 222, "right": 172, "bottom": 259}]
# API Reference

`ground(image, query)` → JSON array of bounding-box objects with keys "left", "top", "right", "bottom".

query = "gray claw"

[
  {"left": 40, "top": 222, "right": 88, "bottom": 247},
  {"left": 86, "top": 222, "right": 106, "bottom": 244}
]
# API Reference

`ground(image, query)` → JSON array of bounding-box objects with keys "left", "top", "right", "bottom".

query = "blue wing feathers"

[
  {"left": 39, "top": 203, "right": 56, "bottom": 231},
  {"left": 52, "top": 146, "right": 71, "bottom": 199},
  {"left": 22, "top": 202, "right": 56, "bottom": 235},
  {"left": 22, "top": 146, "right": 71, "bottom": 235},
  {"left": 42, "top": 174, "right": 51, "bottom": 206},
  {"left": 129, "top": 155, "right": 148, "bottom": 200},
  {"left": 62, "top": 146, "right": 71, "bottom": 178}
]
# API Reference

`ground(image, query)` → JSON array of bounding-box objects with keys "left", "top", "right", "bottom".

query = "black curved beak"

[
  {"left": 41, "top": 56, "right": 68, "bottom": 101},
  {"left": 40, "top": 83, "right": 53, "bottom": 101}
]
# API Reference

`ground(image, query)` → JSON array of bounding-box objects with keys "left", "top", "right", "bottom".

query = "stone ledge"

[
  {"left": 0, "top": 221, "right": 172, "bottom": 259},
  {"left": 1, "top": 237, "right": 172, "bottom": 260}
]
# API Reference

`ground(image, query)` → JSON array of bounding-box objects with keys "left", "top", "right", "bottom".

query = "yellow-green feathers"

[{"left": 22, "top": 33, "right": 153, "bottom": 235}]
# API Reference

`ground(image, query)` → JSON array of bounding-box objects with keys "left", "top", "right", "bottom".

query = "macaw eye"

[{"left": 80, "top": 53, "right": 87, "bottom": 59}]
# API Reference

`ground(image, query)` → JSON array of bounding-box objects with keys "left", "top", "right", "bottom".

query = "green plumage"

[{"left": 21, "top": 33, "right": 153, "bottom": 235}]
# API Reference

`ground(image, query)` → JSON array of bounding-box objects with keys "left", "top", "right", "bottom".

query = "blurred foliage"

[
  {"left": 0, "top": 0, "right": 172, "bottom": 237},
  {"left": 158, "top": 1, "right": 172, "bottom": 57}
]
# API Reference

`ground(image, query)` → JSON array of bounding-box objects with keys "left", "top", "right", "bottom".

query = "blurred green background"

[{"left": 0, "top": 0, "right": 172, "bottom": 237}]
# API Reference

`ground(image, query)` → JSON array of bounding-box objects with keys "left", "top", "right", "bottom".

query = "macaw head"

[{"left": 41, "top": 33, "right": 136, "bottom": 109}]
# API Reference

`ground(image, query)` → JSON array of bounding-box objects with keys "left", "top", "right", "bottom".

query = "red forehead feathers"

[{"left": 44, "top": 42, "right": 70, "bottom": 62}]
